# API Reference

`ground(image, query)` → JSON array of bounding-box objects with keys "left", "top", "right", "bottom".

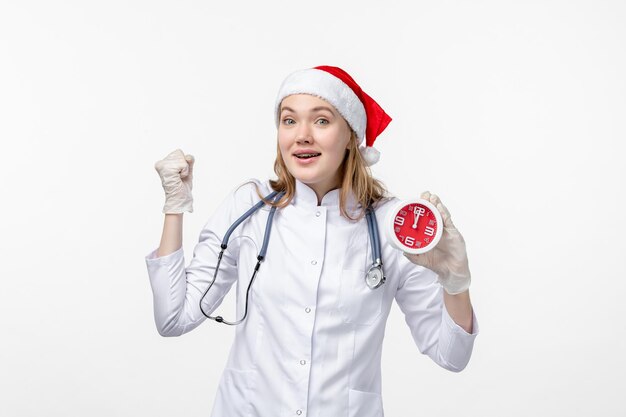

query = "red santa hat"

[{"left": 274, "top": 65, "right": 392, "bottom": 166}]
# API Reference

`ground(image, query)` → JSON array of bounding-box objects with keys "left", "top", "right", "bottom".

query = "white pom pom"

[{"left": 360, "top": 146, "right": 380, "bottom": 166}]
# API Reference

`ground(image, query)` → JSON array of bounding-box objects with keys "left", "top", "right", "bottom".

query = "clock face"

[{"left": 385, "top": 199, "right": 443, "bottom": 255}]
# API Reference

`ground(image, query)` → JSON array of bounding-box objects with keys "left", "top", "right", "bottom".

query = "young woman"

[{"left": 146, "top": 65, "right": 479, "bottom": 417}]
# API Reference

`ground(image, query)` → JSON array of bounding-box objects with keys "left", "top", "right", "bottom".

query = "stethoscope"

[{"left": 199, "top": 189, "right": 386, "bottom": 325}]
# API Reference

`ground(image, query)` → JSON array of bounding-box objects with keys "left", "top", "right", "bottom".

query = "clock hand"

[{"left": 412, "top": 206, "right": 420, "bottom": 229}]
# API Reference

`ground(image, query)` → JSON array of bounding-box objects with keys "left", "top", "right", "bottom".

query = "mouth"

[{"left": 294, "top": 152, "right": 322, "bottom": 160}]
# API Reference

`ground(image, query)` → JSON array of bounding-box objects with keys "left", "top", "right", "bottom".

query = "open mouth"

[{"left": 294, "top": 153, "right": 321, "bottom": 159}]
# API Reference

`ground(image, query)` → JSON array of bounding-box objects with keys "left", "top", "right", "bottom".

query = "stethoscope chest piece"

[{"left": 365, "top": 265, "right": 385, "bottom": 290}]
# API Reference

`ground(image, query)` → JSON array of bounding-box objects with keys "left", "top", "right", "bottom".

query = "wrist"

[
  {"left": 438, "top": 269, "right": 471, "bottom": 295},
  {"left": 163, "top": 194, "right": 193, "bottom": 214}
]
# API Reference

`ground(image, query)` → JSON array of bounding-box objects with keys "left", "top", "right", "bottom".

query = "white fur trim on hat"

[{"left": 274, "top": 68, "right": 367, "bottom": 145}]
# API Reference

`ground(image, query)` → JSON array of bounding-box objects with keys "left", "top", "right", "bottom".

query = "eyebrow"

[{"left": 280, "top": 106, "right": 335, "bottom": 115}]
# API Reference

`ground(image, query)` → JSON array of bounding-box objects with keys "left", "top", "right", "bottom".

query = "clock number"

[
  {"left": 424, "top": 226, "right": 435, "bottom": 237},
  {"left": 404, "top": 236, "right": 415, "bottom": 247},
  {"left": 394, "top": 215, "right": 405, "bottom": 226}
]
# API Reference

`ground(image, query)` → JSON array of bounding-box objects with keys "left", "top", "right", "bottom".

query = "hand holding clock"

[{"left": 400, "top": 191, "right": 471, "bottom": 295}]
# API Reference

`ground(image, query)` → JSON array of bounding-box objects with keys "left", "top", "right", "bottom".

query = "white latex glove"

[
  {"left": 154, "top": 149, "right": 195, "bottom": 214},
  {"left": 403, "top": 191, "right": 471, "bottom": 295}
]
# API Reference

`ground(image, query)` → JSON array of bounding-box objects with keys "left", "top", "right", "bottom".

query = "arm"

[
  {"left": 394, "top": 191, "right": 478, "bottom": 369},
  {"left": 157, "top": 213, "right": 183, "bottom": 257},
  {"left": 145, "top": 186, "right": 246, "bottom": 337},
  {"left": 393, "top": 253, "right": 479, "bottom": 373}
]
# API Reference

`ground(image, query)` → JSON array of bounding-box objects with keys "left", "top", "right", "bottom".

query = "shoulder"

[
  {"left": 230, "top": 178, "right": 275, "bottom": 208},
  {"left": 372, "top": 194, "right": 401, "bottom": 218},
  {"left": 203, "top": 178, "right": 274, "bottom": 227}
]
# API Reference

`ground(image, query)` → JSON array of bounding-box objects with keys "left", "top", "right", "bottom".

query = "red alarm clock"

[{"left": 384, "top": 198, "right": 444, "bottom": 255}]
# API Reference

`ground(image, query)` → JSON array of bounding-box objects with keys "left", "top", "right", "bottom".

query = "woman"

[{"left": 145, "top": 65, "right": 479, "bottom": 417}]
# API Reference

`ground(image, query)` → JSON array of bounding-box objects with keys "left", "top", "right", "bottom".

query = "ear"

[{"left": 345, "top": 131, "right": 354, "bottom": 150}]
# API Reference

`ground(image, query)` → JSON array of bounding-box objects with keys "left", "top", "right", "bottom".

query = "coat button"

[
  {"left": 305, "top": 307, "right": 311, "bottom": 313},
  {"left": 296, "top": 410, "right": 302, "bottom": 415},
  {"left": 311, "top": 260, "right": 317, "bottom": 265},
  {"left": 300, "top": 359, "right": 306, "bottom": 365},
  {"left": 315, "top": 211, "right": 321, "bottom": 217}
]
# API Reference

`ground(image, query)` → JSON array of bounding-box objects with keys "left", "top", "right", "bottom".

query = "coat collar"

[{"left": 292, "top": 178, "right": 361, "bottom": 212}]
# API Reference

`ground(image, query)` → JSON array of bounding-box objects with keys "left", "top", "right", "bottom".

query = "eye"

[
  {"left": 282, "top": 118, "right": 295, "bottom": 125},
  {"left": 317, "top": 118, "right": 329, "bottom": 125}
]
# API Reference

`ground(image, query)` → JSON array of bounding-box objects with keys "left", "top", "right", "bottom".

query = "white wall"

[{"left": 1, "top": 1, "right": 624, "bottom": 416}]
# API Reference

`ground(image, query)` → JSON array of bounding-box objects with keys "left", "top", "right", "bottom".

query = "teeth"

[{"left": 296, "top": 153, "right": 320, "bottom": 158}]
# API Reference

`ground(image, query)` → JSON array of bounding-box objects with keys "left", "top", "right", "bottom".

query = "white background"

[{"left": 1, "top": 1, "right": 624, "bottom": 416}]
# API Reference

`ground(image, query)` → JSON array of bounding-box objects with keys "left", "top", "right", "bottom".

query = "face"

[{"left": 277, "top": 93, "right": 352, "bottom": 197}]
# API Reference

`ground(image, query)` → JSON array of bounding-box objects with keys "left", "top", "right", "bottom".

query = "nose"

[
  {"left": 296, "top": 136, "right": 312, "bottom": 145},
  {"left": 295, "top": 122, "right": 313, "bottom": 144}
]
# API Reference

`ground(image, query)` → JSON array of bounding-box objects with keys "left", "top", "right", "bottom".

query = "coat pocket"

[
  {"left": 348, "top": 388, "right": 384, "bottom": 417},
  {"left": 210, "top": 368, "right": 256, "bottom": 417},
  {"left": 338, "top": 268, "right": 384, "bottom": 325}
]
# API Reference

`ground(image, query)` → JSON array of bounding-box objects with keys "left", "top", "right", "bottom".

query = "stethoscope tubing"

[
  {"left": 221, "top": 190, "right": 281, "bottom": 251},
  {"left": 366, "top": 205, "right": 382, "bottom": 265},
  {"left": 199, "top": 189, "right": 383, "bottom": 325}
]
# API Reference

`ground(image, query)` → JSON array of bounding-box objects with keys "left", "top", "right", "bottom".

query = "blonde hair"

[{"left": 241, "top": 130, "right": 389, "bottom": 222}]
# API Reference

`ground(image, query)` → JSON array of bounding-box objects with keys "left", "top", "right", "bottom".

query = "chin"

[
  {"left": 289, "top": 171, "right": 322, "bottom": 186},
  {"left": 291, "top": 173, "right": 315, "bottom": 184}
]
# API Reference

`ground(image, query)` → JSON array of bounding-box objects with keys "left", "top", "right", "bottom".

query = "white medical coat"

[{"left": 145, "top": 178, "right": 479, "bottom": 417}]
